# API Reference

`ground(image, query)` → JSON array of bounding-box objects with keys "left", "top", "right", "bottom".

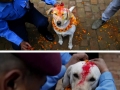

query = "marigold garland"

[{"left": 52, "top": 14, "right": 78, "bottom": 32}]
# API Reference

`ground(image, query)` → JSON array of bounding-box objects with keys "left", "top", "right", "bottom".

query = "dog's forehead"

[
  {"left": 53, "top": 7, "right": 68, "bottom": 12},
  {"left": 71, "top": 61, "right": 98, "bottom": 73}
]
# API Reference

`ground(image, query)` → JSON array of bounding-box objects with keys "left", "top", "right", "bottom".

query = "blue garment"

[
  {"left": 41, "top": 53, "right": 72, "bottom": 90},
  {"left": 8, "top": 2, "right": 49, "bottom": 50},
  {"left": 96, "top": 71, "right": 116, "bottom": 90},
  {"left": 102, "top": 0, "right": 120, "bottom": 21},
  {"left": 41, "top": 52, "right": 116, "bottom": 90},
  {"left": 0, "top": 0, "right": 56, "bottom": 46},
  {"left": 42, "top": 0, "right": 56, "bottom": 5}
]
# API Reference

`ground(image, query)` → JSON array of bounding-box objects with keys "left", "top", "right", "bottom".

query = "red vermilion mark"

[
  {"left": 54, "top": 2, "right": 65, "bottom": 16},
  {"left": 77, "top": 61, "right": 95, "bottom": 85}
]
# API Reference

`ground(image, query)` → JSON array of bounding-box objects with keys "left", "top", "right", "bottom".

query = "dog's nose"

[{"left": 57, "top": 21, "right": 61, "bottom": 26}]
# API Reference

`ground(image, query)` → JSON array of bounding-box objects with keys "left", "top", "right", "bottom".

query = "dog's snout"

[{"left": 57, "top": 21, "right": 61, "bottom": 26}]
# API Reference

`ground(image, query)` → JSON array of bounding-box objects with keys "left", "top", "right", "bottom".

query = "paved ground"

[
  {"left": 1, "top": 0, "right": 120, "bottom": 50},
  {"left": 56, "top": 53, "right": 120, "bottom": 90}
]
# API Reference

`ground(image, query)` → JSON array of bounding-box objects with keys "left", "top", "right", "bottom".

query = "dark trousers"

[{"left": 7, "top": 3, "right": 49, "bottom": 50}]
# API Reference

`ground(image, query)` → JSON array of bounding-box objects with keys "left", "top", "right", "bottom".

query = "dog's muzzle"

[{"left": 57, "top": 21, "right": 61, "bottom": 26}]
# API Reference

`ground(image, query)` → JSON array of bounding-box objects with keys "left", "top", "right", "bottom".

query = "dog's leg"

[
  {"left": 68, "top": 35, "right": 73, "bottom": 49},
  {"left": 58, "top": 34, "right": 63, "bottom": 45}
]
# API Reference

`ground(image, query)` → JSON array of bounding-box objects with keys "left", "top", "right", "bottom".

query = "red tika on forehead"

[
  {"left": 54, "top": 3, "right": 66, "bottom": 15},
  {"left": 77, "top": 61, "right": 95, "bottom": 85}
]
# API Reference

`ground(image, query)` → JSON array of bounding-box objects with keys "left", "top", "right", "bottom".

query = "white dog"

[
  {"left": 62, "top": 61, "right": 101, "bottom": 90},
  {"left": 46, "top": 4, "right": 77, "bottom": 49}
]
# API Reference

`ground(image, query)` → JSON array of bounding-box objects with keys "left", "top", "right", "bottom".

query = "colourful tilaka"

[
  {"left": 77, "top": 60, "right": 95, "bottom": 85},
  {"left": 53, "top": 2, "right": 65, "bottom": 16}
]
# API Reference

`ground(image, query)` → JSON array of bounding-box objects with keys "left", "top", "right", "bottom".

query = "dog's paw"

[
  {"left": 68, "top": 44, "right": 73, "bottom": 49},
  {"left": 58, "top": 40, "right": 63, "bottom": 45}
]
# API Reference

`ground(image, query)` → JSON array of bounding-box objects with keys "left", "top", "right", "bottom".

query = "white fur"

[
  {"left": 47, "top": 6, "right": 76, "bottom": 49},
  {"left": 62, "top": 61, "right": 101, "bottom": 90}
]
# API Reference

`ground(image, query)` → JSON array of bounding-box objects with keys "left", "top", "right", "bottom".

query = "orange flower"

[
  {"left": 65, "top": 85, "right": 71, "bottom": 90},
  {"left": 54, "top": 42, "right": 57, "bottom": 44},
  {"left": 52, "top": 15, "right": 77, "bottom": 32}
]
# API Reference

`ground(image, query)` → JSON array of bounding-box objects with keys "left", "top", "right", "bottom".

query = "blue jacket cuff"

[
  {"left": 99, "top": 71, "right": 114, "bottom": 83},
  {"left": 15, "top": 39, "right": 23, "bottom": 46}
]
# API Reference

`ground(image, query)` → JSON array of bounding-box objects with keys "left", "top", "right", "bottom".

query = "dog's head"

[
  {"left": 46, "top": 3, "right": 75, "bottom": 26},
  {"left": 62, "top": 61, "right": 101, "bottom": 90}
]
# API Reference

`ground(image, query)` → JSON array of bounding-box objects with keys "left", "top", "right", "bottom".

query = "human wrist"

[
  {"left": 101, "top": 68, "right": 109, "bottom": 73},
  {"left": 65, "top": 63, "right": 70, "bottom": 69}
]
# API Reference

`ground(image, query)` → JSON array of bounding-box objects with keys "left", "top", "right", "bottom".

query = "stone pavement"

[
  {"left": 1, "top": 0, "right": 120, "bottom": 50},
  {"left": 55, "top": 53, "right": 120, "bottom": 90}
]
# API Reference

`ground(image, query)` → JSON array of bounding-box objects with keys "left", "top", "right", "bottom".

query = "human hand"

[
  {"left": 54, "top": 3, "right": 59, "bottom": 7},
  {"left": 20, "top": 41, "right": 32, "bottom": 50},
  {"left": 65, "top": 53, "right": 88, "bottom": 69},
  {"left": 90, "top": 58, "right": 109, "bottom": 73}
]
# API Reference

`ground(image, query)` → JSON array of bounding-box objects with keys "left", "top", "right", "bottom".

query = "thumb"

[{"left": 75, "top": 53, "right": 88, "bottom": 60}]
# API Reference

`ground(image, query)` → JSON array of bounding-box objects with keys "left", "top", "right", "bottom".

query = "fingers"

[
  {"left": 25, "top": 42, "right": 31, "bottom": 48},
  {"left": 73, "top": 53, "right": 88, "bottom": 60},
  {"left": 21, "top": 41, "right": 32, "bottom": 50},
  {"left": 21, "top": 44, "right": 28, "bottom": 50}
]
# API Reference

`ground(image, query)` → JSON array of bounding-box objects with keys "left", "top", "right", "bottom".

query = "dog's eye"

[
  {"left": 54, "top": 13, "right": 57, "bottom": 15},
  {"left": 89, "top": 77, "right": 96, "bottom": 82},
  {"left": 73, "top": 73, "right": 79, "bottom": 78}
]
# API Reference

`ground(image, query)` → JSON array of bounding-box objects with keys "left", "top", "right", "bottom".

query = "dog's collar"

[{"left": 52, "top": 14, "right": 78, "bottom": 32}]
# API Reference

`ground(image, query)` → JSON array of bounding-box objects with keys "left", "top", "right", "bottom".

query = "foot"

[
  {"left": 58, "top": 40, "right": 63, "bottom": 45},
  {"left": 40, "top": 31, "right": 54, "bottom": 41},
  {"left": 68, "top": 44, "right": 73, "bottom": 49},
  {"left": 92, "top": 18, "right": 106, "bottom": 30}
]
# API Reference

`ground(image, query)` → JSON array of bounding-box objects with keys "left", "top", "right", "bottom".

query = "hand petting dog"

[
  {"left": 65, "top": 53, "right": 88, "bottom": 69},
  {"left": 63, "top": 55, "right": 110, "bottom": 90},
  {"left": 90, "top": 58, "right": 109, "bottom": 73}
]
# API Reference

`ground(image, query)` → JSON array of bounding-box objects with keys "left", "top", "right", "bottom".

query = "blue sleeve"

[
  {"left": 0, "top": 19, "right": 23, "bottom": 46},
  {"left": 41, "top": 65, "right": 66, "bottom": 90},
  {"left": 96, "top": 71, "right": 117, "bottom": 90},
  {"left": 60, "top": 53, "right": 72, "bottom": 65},
  {"left": 41, "top": 53, "right": 71, "bottom": 90},
  {"left": 42, "top": 0, "right": 56, "bottom": 5}
]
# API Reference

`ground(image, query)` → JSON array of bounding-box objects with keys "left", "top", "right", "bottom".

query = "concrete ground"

[
  {"left": 55, "top": 53, "right": 120, "bottom": 90},
  {"left": 1, "top": 0, "right": 120, "bottom": 50}
]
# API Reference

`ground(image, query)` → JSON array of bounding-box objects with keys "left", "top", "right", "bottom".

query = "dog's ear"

[
  {"left": 46, "top": 8, "right": 54, "bottom": 15},
  {"left": 62, "top": 65, "right": 72, "bottom": 88},
  {"left": 69, "top": 6, "right": 75, "bottom": 12},
  {"left": 67, "top": 6, "right": 75, "bottom": 19}
]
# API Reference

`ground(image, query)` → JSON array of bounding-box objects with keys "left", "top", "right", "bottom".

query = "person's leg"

[
  {"left": 7, "top": 17, "right": 29, "bottom": 50},
  {"left": 92, "top": 0, "right": 120, "bottom": 30},
  {"left": 102, "top": 0, "right": 120, "bottom": 21},
  {"left": 25, "top": 2, "right": 54, "bottom": 41}
]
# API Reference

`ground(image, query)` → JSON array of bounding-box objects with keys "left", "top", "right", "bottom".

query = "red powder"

[
  {"left": 77, "top": 61, "right": 95, "bottom": 85},
  {"left": 55, "top": 2, "right": 65, "bottom": 16}
]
